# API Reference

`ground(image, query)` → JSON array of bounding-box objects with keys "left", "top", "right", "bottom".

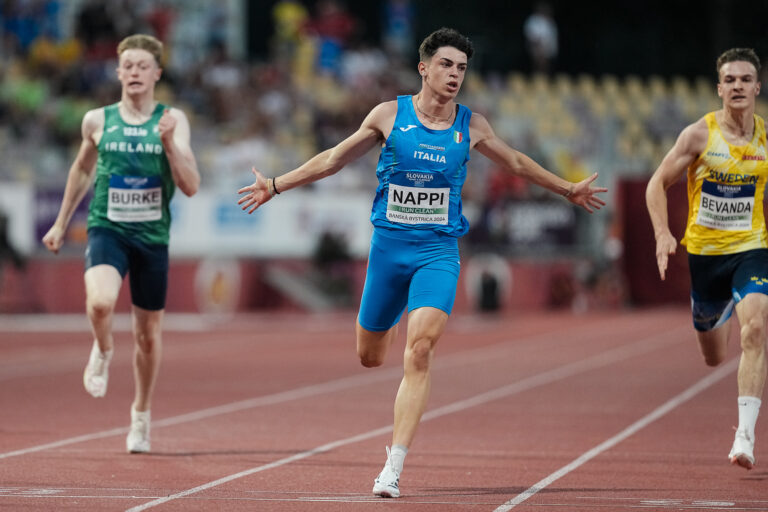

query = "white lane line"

[
  {"left": 2, "top": 321, "right": 674, "bottom": 461},
  {"left": 0, "top": 335, "right": 528, "bottom": 460},
  {"left": 0, "top": 368, "right": 399, "bottom": 461},
  {"left": 124, "top": 328, "right": 683, "bottom": 511},
  {"left": 0, "top": 427, "right": 132, "bottom": 460},
  {"left": 493, "top": 357, "right": 739, "bottom": 511},
  {"left": 0, "top": 314, "right": 211, "bottom": 333}
]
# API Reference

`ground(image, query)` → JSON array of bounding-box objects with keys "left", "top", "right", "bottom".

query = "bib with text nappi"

[
  {"left": 386, "top": 170, "right": 450, "bottom": 225},
  {"left": 107, "top": 175, "right": 162, "bottom": 222},
  {"left": 695, "top": 179, "right": 755, "bottom": 231}
]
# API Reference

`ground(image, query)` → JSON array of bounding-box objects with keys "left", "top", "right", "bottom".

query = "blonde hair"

[{"left": 117, "top": 34, "right": 163, "bottom": 66}]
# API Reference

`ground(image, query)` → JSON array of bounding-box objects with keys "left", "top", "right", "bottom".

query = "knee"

[
  {"left": 702, "top": 353, "right": 725, "bottom": 367},
  {"left": 87, "top": 297, "right": 114, "bottom": 319},
  {"left": 740, "top": 318, "right": 766, "bottom": 352},
  {"left": 404, "top": 338, "right": 434, "bottom": 373},
  {"left": 134, "top": 329, "right": 160, "bottom": 355},
  {"left": 358, "top": 342, "right": 385, "bottom": 367},
  {"left": 356, "top": 324, "right": 394, "bottom": 368},
  {"left": 697, "top": 328, "right": 729, "bottom": 367},
  {"left": 700, "top": 342, "right": 727, "bottom": 367},
  {"left": 359, "top": 352, "right": 384, "bottom": 368}
]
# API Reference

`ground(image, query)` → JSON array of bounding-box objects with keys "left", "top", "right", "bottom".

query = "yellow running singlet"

[{"left": 681, "top": 112, "right": 768, "bottom": 255}]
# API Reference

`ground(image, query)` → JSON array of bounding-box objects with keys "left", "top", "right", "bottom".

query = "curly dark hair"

[{"left": 418, "top": 27, "right": 474, "bottom": 62}]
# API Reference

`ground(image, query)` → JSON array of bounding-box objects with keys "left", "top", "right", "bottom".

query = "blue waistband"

[{"left": 372, "top": 226, "right": 458, "bottom": 242}]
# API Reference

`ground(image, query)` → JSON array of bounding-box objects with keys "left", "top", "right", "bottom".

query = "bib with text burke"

[
  {"left": 695, "top": 179, "right": 755, "bottom": 231},
  {"left": 107, "top": 174, "right": 162, "bottom": 222},
  {"left": 386, "top": 170, "right": 450, "bottom": 225}
]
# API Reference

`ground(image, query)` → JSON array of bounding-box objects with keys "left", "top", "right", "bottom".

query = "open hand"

[
  {"left": 566, "top": 172, "right": 608, "bottom": 213},
  {"left": 237, "top": 167, "right": 271, "bottom": 214}
]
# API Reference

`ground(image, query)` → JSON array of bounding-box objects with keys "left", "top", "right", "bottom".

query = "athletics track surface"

[{"left": 1, "top": 307, "right": 766, "bottom": 511}]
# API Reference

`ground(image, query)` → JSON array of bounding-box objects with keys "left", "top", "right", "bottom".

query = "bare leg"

[
  {"left": 695, "top": 317, "right": 732, "bottom": 367},
  {"left": 82, "top": 265, "right": 122, "bottom": 397},
  {"left": 728, "top": 293, "right": 768, "bottom": 469},
  {"left": 356, "top": 307, "right": 448, "bottom": 448},
  {"left": 370, "top": 307, "right": 448, "bottom": 498},
  {"left": 131, "top": 305, "right": 164, "bottom": 412},
  {"left": 734, "top": 294, "right": 768, "bottom": 398},
  {"left": 84, "top": 265, "right": 123, "bottom": 353},
  {"left": 356, "top": 320, "right": 399, "bottom": 368},
  {"left": 392, "top": 307, "right": 448, "bottom": 448}
]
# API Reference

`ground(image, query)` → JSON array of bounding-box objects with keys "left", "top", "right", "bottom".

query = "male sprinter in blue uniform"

[
  {"left": 239, "top": 27, "right": 606, "bottom": 497},
  {"left": 43, "top": 34, "right": 200, "bottom": 453}
]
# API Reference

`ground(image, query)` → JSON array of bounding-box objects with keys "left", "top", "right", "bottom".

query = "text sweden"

[{"left": 708, "top": 170, "right": 758, "bottom": 185}]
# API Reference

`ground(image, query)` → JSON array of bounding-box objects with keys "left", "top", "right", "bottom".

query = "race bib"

[
  {"left": 386, "top": 171, "right": 450, "bottom": 225},
  {"left": 695, "top": 179, "right": 755, "bottom": 231},
  {"left": 107, "top": 175, "right": 162, "bottom": 222}
]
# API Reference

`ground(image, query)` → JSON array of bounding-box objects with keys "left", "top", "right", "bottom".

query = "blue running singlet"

[
  {"left": 370, "top": 95, "right": 472, "bottom": 239},
  {"left": 358, "top": 96, "right": 472, "bottom": 331}
]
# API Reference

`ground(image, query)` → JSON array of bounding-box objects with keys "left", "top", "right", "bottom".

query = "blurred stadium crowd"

[{"left": 2, "top": 0, "right": 768, "bottom": 256}]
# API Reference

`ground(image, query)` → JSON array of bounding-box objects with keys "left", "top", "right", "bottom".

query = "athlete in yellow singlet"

[
  {"left": 682, "top": 112, "right": 768, "bottom": 255},
  {"left": 647, "top": 48, "right": 768, "bottom": 470}
]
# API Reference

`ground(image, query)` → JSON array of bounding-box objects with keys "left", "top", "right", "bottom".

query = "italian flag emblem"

[{"left": 453, "top": 131, "right": 463, "bottom": 143}]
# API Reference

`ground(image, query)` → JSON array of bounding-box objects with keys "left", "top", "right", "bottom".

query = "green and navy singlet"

[{"left": 87, "top": 103, "right": 175, "bottom": 245}]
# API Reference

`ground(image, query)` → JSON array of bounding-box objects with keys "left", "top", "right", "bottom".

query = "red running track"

[{"left": 0, "top": 307, "right": 766, "bottom": 511}]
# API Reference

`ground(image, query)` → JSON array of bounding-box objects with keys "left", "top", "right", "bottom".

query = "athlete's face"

[
  {"left": 419, "top": 46, "right": 468, "bottom": 98},
  {"left": 717, "top": 61, "right": 760, "bottom": 110},
  {"left": 117, "top": 49, "right": 161, "bottom": 96}
]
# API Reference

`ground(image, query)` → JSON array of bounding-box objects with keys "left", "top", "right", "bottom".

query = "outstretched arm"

[
  {"left": 238, "top": 102, "right": 394, "bottom": 214},
  {"left": 41, "top": 109, "right": 102, "bottom": 254},
  {"left": 645, "top": 118, "right": 706, "bottom": 280},
  {"left": 470, "top": 113, "right": 607, "bottom": 212}
]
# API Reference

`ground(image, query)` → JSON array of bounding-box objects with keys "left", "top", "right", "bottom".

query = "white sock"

[
  {"left": 389, "top": 444, "right": 408, "bottom": 473},
  {"left": 131, "top": 407, "right": 150, "bottom": 422},
  {"left": 95, "top": 341, "right": 113, "bottom": 361},
  {"left": 737, "top": 396, "right": 761, "bottom": 438}
]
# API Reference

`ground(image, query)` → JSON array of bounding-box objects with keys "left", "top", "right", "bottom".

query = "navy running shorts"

[
  {"left": 85, "top": 226, "right": 169, "bottom": 311},
  {"left": 688, "top": 248, "right": 768, "bottom": 331}
]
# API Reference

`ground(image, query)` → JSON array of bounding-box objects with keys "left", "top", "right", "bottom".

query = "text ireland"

[{"left": 104, "top": 141, "right": 163, "bottom": 154}]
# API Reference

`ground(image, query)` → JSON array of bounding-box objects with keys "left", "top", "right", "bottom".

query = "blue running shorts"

[
  {"left": 357, "top": 228, "right": 461, "bottom": 332},
  {"left": 85, "top": 226, "right": 169, "bottom": 311},
  {"left": 688, "top": 249, "right": 768, "bottom": 331}
]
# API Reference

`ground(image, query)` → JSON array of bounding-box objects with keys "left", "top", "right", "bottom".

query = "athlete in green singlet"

[{"left": 42, "top": 34, "right": 200, "bottom": 453}]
